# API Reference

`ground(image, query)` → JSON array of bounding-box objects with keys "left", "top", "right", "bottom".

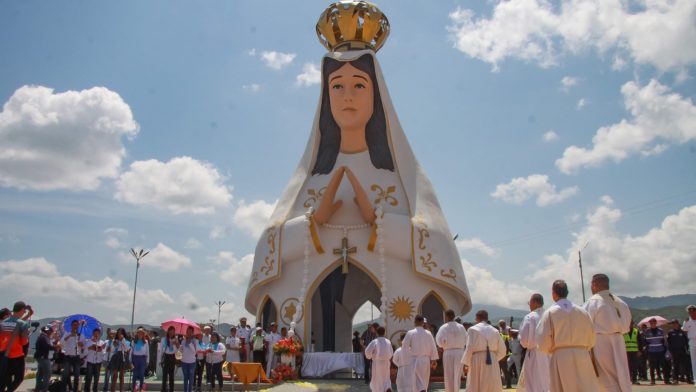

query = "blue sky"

[{"left": 1, "top": 0, "right": 695, "bottom": 325}]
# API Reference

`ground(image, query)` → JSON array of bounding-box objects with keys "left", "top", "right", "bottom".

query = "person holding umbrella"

[
  {"left": 60, "top": 320, "right": 85, "bottom": 392},
  {"left": 159, "top": 326, "right": 179, "bottom": 392},
  {"left": 107, "top": 328, "right": 131, "bottom": 392}
]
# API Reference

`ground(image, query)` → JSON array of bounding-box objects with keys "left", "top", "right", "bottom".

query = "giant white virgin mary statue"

[{"left": 245, "top": 1, "right": 471, "bottom": 351}]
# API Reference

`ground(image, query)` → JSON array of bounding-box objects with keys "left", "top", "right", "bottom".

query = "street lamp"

[
  {"left": 130, "top": 248, "right": 150, "bottom": 333},
  {"left": 214, "top": 301, "right": 226, "bottom": 331}
]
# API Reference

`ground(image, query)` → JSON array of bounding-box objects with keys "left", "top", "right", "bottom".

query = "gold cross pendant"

[{"left": 333, "top": 237, "right": 357, "bottom": 274}]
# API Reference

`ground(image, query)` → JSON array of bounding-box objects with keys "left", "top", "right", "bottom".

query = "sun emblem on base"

[{"left": 388, "top": 296, "right": 414, "bottom": 322}]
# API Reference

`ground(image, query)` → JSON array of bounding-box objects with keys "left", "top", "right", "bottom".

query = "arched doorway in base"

[
  {"left": 419, "top": 291, "right": 445, "bottom": 329},
  {"left": 259, "top": 296, "right": 278, "bottom": 331},
  {"left": 309, "top": 261, "right": 381, "bottom": 352}
]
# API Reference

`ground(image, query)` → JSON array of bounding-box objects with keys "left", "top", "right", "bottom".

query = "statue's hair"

[{"left": 312, "top": 54, "right": 394, "bottom": 175}]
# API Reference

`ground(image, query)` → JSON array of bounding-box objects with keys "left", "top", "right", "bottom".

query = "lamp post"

[
  {"left": 578, "top": 241, "right": 590, "bottom": 302},
  {"left": 130, "top": 248, "right": 150, "bottom": 333},
  {"left": 214, "top": 301, "right": 226, "bottom": 331}
]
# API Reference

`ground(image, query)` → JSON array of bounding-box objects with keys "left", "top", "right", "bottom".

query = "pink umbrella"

[
  {"left": 638, "top": 315, "right": 669, "bottom": 327},
  {"left": 161, "top": 317, "right": 201, "bottom": 335}
]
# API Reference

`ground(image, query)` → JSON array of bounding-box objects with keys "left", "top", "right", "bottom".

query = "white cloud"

[
  {"left": 211, "top": 252, "right": 254, "bottom": 287},
  {"left": 104, "top": 228, "right": 128, "bottom": 249},
  {"left": 184, "top": 238, "right": 202, "bottom": 250},
  {"left": 0, "top": 85, "right": 138, "bottom": 191},
  {"left": 296, "top": 63, "right": 321, "bottom": 87},
  {"left": 530, "top": 198, "right": 696, "bottom": 299},
  {"left": 247, "top": 48, "right": 257, "bottom": 56},
  {"left": 115, "top": 156, "right": 232, "bottom": 214},
  {"left": 576, "top": 98, "right": 587, "bottom": 110},
  {"left": 542, "top": 130, "right": 559, "bottom": 143},
  {"left": 233, "top": 199, "right": 277, "bottom": 238},
  {"left": 260, "top": 51, "right": 296, "bottom": 70},
  {"left": 560, "top": 76, "right": 579, "bottom": 91},
  {"left": 461, "top": 258, "right": 533, "bottom": 309},
  {"left": 119, "top": 243, "right": 191, "bottom": 272},
  {"left": 556, "top": 79, "right": 696, "bottom": 174},
  {"left": 0, "top": 257, "right": 173, "bottom": 311},
  {"left": 209, "top": 225, "right": 228, "bottom": 240},
  {"left": 456, "top": 237, "right": 499, "bottom": 258},
  {"left": 491, "top": 174, "right": 579, "bottom": 206},
  {"left": 242, "top": 84, "right": 261, "bottom": 93},
  {"left": 447, "top": 0, "right": 696, "bottom": 73}
]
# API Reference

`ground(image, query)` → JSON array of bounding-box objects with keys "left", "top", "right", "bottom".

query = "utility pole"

[
  {"left": 578, "top": 241, "right": 590, "bottom": 302},
  {"left": 214, "top": 301, "right": 226, "bottom": 331},
  {"left": 130, "top": 248, "right": 150, "bottom": 333}
]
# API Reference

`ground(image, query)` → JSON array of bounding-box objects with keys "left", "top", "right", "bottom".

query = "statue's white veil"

[{"left": 247, "top": 49, "right": 471, "bottom": 314}]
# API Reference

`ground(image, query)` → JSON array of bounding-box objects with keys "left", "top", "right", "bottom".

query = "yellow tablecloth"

[{"left": 230, "top": 362, "right": 271, "bottom": 385}]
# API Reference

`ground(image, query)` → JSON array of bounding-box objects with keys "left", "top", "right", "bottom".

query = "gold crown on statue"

[{"left": 316, "top": 1, "right": 390, "bottom": 53}]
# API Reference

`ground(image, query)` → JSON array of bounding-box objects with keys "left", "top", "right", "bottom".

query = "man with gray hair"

[{"left": 583, "top": 273, "right": 632, "bottom": 392}]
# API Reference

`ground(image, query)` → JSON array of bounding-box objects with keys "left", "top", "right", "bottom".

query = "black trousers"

[
  {"left": 500, "top": 358, "right": 512, "bottom": 388},
  {"left": 160, "top": 354, "right": 176, "bottom": 392},
  {"left": 62, "top": 355, "right": 81, "bottom": 392},
  {"left": 194, "top": 358, "right": 207, "bottom": 390},
  {"left": 252, "top": 350, "right": 265, "bottom": 371},
  {"left": 626, "top": 352, "right": 639, "bottom": 382},
  {"left": 209, "top": 362, "right": 223, "bottom": 388},
  {"left": 648, "top": 352, "right": 669, "bottom": 383},
  {"left": 0, "top": 355, "right": 25, "bottom": 392},
  {"left": 84, "top": 363, "right": 101, "bottom": 392},
  {"left": 363, "top": 354, "right": 371, "bottom": 383},
  {"left": 672, "top": 352, "right": 690, "bottom": 382}
]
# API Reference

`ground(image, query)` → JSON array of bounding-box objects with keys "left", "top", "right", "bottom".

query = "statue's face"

[{"left": 328, "top": 62, "right": 374, "bottom": 133}]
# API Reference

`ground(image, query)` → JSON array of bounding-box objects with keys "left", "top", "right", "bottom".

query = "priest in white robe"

[
  {"left": 436, "top": 309, "right": 467, "bottom": 392},
  {"left": 517, "top": 293, "right": 550, "bottom": 392},
  {"left": 392, "top": 333, "right": 412, "bottom": 392},
  {"left": 537, "top": 280, "right": 599, "bottom": 392},
  {"left": 264, "top": 323, "right": 281, "bottom": 376},
  {"left": 583, "top": 274, "right": 632, "bottom": 392},
  {"left": 365, "top": 326, "right": 394, "bottom": 392},
  {"left": 402, "top": 315, "right": 439, "bottom": 392},
  {"left": 461, "top": 310, "right": 506, "bottom": 392}
]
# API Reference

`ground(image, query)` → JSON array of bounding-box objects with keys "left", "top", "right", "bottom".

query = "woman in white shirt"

[
  {"left": 158, "top": 326, "right": 179, "bottom": 392},
  {"left": 180, "top": 326, "right": 200, "bottom": 392},
  {"left": 205, "top": 333, "right": 226, "bottom": 392},
  {"left": 130, "top": 328, "right": 149, "bottom": 392},
  {"left": 107, "top": 328, "right": 131, "bottom": 392},
  {"left": 224, "top": 327, "right": 241, "bottom": 379}
]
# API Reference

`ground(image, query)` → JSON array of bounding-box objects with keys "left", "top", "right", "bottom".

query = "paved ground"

[{"left": 15, "top": 377, "right": 696, "bottom": 392}]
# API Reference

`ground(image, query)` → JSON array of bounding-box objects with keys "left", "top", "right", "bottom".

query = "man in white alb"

[
  {"left": 682, "top": 305, "right": 696, "bottom": 386},
  {"left": 365, "top": 326, "right": 394, "bottom": 392},
  {"left": 264, "top": 323, "right": 282, "bottom": 375},
  {"left": 436, "top": 309, "right": 467, "bottom": 392},
  {"left": 537, "top": 280, "right": 599, "bottom": 392},
  {"left": 402, "top": 315, "right": 439, "bottom": 392},
  {"left": 236, "top": 318, "right": 252, "bottom": 363},
  {"left": 392, "top": 333, "right": 412, "bottom": 392},
  {"left": 517, "top": 293, "right": 549, "bottom": 392},
  {"left": 583, "top": 274, "right": 632, "bottom": 392},
  {"left": 461, "top": 310, "right": 506, "bottom": 392}
]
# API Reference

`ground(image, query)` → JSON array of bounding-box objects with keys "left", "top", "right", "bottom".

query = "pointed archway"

[
  {"left": 259, "top": 296, "right": 278, "bottom": 331},
  {"left": 308, "top": 260, "right": 381, "bottom": 352},
  {"left": 419, "top": 291, "right": 445, "bottom": 328}
]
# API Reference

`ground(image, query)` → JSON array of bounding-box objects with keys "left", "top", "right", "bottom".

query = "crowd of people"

[
  {"left": 353, "top": 274, "right": 696, "bottom": 392},
  {"left": 2, "top": 273, "right": 696, "bottom": 392}
]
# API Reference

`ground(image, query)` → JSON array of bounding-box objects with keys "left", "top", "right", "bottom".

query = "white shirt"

[
  {"left": 84, "top": 339, "right": 105, "bottom": 364},
  {"left": 264, "top": 332, "right": 281, "bottom": 353},
  {"left": 225, "top": 336, "right": 241, "bottom": 362},
  {"left": 435, "top": 321, "right": 467, "bottom": 350},
  {"left": 403, "top": 326, "right": 439, "bottom": 360},
  {"left": 159, "top": 337, "right": 179, "bottom": 355},
  {"left": 583, "top": 290, "right": 631, "bottom": 335},
  {"left": 237, "top": 326, "right": 252, "bottom": 343},
  {"left": 131, "top": 339, "right": 150, "bottom": 363},
  {"left": 61, "top": 333, "right": 85, "bottom": 356},
  {"left": 365, "top": 337, "right": 393, "bottom": 361},
  {"left": 683, "top": 318, "right": 696, "bottom": 341},
  {"left": 205, "top": 342, "right": 226, "bottom": 364},
  {"left": 519, "top": 308, "right": 543, "bottom": 350},
  {"left": 180, "top": 338, "right": 200, "bottom": 364}
]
